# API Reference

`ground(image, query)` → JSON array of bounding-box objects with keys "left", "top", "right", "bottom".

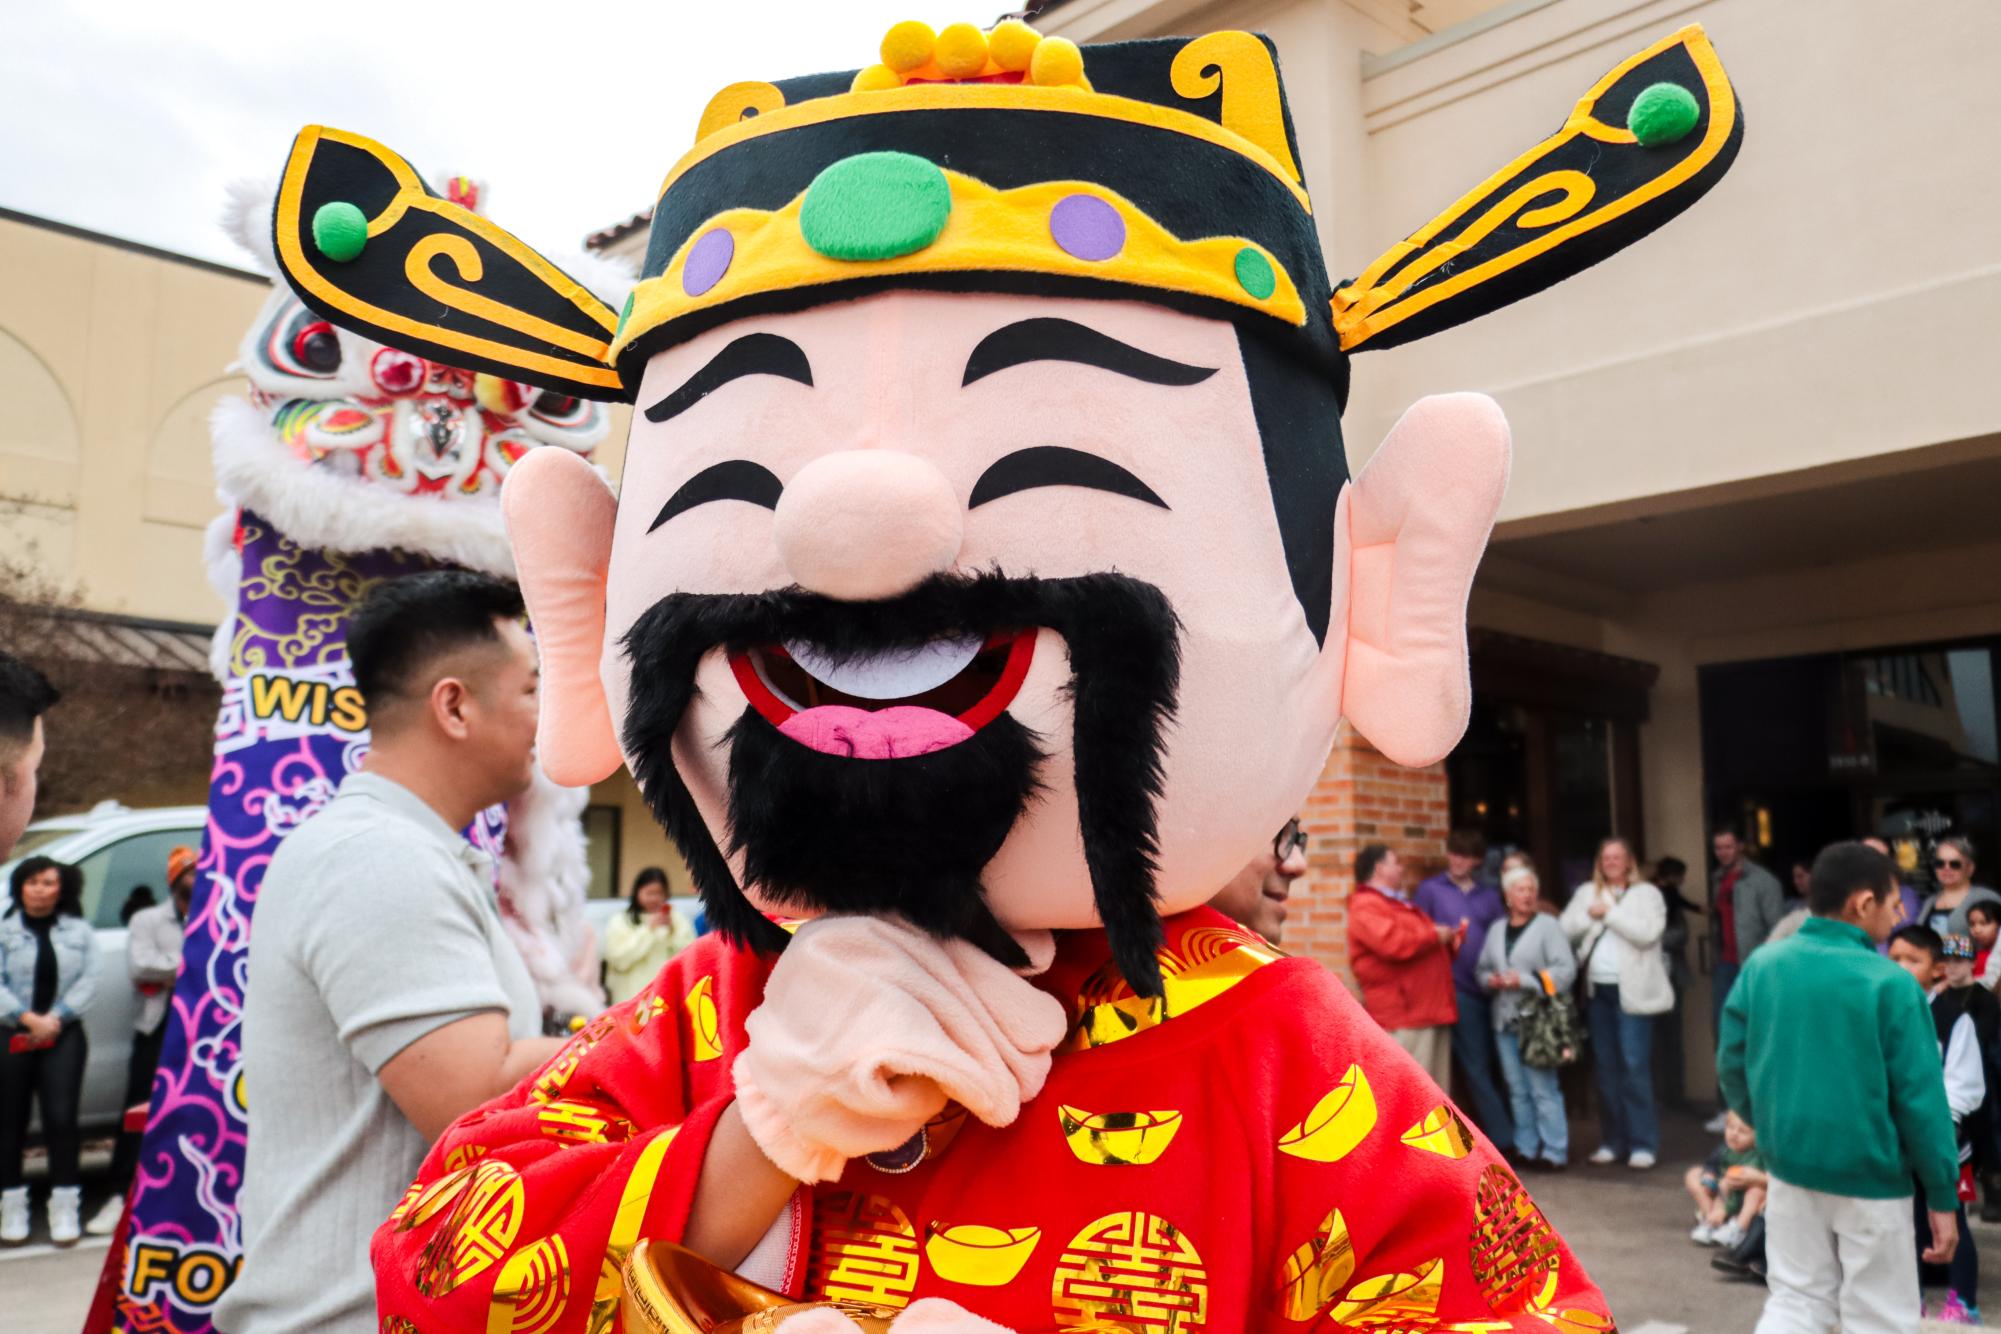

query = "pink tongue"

[{"left": 778, "top": 705, "right": 974, "bottom": 760}]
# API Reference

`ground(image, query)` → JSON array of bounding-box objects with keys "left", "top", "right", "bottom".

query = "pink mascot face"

[{"left": 267, "top": 23, "right": 1737, "bottom": 991}]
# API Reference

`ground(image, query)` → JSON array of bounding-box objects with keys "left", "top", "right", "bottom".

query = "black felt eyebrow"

[
  {"left": 969, "top": 446, "right": 1168, "bottom": 510},
  {"left": 648, "top": 460, "right": 784, "bottom": 531},
  {"left": 644, "top": 332, "right": 813, "bottom": 424},
  {"left": 962, "top": 318, "right": 1216, "bottom": 388}
]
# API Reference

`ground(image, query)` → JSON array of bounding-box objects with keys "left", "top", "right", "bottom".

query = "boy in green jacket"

[{"left": 1718, "top": 840, "right": 1960, "bottom": 1334}]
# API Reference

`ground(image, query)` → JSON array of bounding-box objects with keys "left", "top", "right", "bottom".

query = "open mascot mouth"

[
  {"left": 729, "top": 631, "right": 1036, "bottom": 759},
  {"left": 620, "top": 571, "right": 1183, "bottom": 992}
]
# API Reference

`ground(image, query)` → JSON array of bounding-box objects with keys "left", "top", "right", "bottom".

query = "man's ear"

[
  {"left": 503, "top": 448, "right": 623, "bottom": 785},
  {"left": 1337, "top": 393, "right": 1510, "bottom": 767}
]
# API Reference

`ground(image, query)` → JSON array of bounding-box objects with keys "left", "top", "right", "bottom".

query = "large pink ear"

[
  {"left": 1338, "top": 393, "right": 1510, "bottom": 767},
  {"left": 503, "top": 448, "right": 623, "bottom": 785}
]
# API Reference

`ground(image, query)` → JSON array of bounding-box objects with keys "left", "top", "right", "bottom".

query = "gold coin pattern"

[
  {"left": 536, "top": 1099, "right": 634, "bottom": 1147},
  {"left": 806, "top": 1192, "right": 920, "bottom": 1309},
  {"left": 485, "top": 1236, "right": 570, "bottom": 1334},
  {"left": 1050, "top": 1211, "right": 1207, "bottom": 1332},
  {"left": 1276, "top": 1208, "right": 1355, "bottom": 1322},
  {"left": 530, "top": 1012, "right": 618, "bottom": 1105},
  {"left": 414, "top": 1160, "right": 525, "bottom": 1298},
  {"left": 1469, "top": 1164, "right": 1561, "bottom": 1313}
]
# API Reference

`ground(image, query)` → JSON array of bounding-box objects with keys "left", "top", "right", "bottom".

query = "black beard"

[{"left": 619, "top": 570, "right": 1182, "bottom": 996}]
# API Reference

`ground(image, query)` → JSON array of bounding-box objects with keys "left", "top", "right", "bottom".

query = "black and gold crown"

[{"left": 268, "top": 19, "right": 1740, "bottom": 402}]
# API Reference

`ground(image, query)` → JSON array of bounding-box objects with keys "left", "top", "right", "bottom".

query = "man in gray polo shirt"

[{"left": 216, "top": 573, "right": 565, "bottom": 1334}]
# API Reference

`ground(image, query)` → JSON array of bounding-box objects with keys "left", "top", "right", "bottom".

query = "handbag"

[{"left": 1515, "top": 969, "right": 1586, "bottom": 1070}]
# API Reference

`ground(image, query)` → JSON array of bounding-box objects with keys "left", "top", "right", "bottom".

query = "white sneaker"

[
  {"left": 1587, "top": 1146, "right": 1618, "bottom": 1165},
  {"left": 1703, "top": 1111, "right": 1729, "bottom": 1134},
  {"left": 0, "top": 1186, "right": 27, "bottom": 1244},
  {"left": 47, "top": 1185, "right": 81, "bottom": 1246},
  {"left": 1711, "top": 1219, "right": 1745, "bottom": 1249},
  {"left": 1628, "top": 1149, "right": 1657, "bottom": 1170},
  {"left": 1690, "top": 1217, "right": 1716, "bottom": 1245},
  {"left": 85, "top": 1194, "right": 125, "bottom": 1237}
]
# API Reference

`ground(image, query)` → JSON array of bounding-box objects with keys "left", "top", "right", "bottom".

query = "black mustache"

[{"left": 620, "top": 570, "right": 1184, "bottom": 995}]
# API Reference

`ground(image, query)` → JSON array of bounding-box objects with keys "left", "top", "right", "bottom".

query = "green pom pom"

[
  {"left": 311, "top": 201, "right": 369, "bottom": 262},
  {"left": 616, "top": 293, "right": 635, "bottom": 337},
  {"left": 1627, "top": 82, "right": 1700, "bottom": 147},
  {"left": 800, "top": 152, "right": 951, "bottom": 262},
  {"left": 1234, "top": 246, "right": 1277, "bottom": 300}
]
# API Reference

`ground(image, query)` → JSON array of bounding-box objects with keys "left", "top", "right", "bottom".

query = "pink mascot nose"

[{"left": 774, "top": 451, "right": 963, "bottom": 601}]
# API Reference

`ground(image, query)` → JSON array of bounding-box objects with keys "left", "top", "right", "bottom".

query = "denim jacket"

[{"left": 0, "top": 908, "right": 98, "bottom": 1027}]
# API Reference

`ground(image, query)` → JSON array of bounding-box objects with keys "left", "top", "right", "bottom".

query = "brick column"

[{"left": 1285, "top": 728, "right": 1451, "bottom": 990}]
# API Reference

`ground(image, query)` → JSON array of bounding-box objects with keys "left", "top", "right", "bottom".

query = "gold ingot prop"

[
  {"left": 1277, "top": 1064, "right": 1376, "bottom": 1163},
  {"left": 1402, "top": 1104, "right": 1476, "bottom": 1159},
  {"left": 923, "top": 1223, "right": 1042, "bottom": 1286},
  {"left": 685, "top": 976, "right": 724, "bottom": 1061},
  {"left": 1277, "top": 1207, "right": 1355, "bottom": 1322},
  {"left": 1534, "top": 1308, "right": 1617, "bottom": 1332},
  {"left": 1331, "top": 1257, "right": 1445, "bottom": 1328},
  {"left": 1057, "top": 1104, "right": 1184, "bottom": 1166},
  {"left": 621, "top": 1239, "right": 900, "bottom": 1334}
]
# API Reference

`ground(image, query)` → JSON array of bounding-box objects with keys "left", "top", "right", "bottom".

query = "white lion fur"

[{"left": 496, "top": 764, "right": 607, "bottom": 1018}]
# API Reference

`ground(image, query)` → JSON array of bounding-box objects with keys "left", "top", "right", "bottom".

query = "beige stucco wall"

[{"left": 0, "top": 214, "right": 267, "bottom": 624}]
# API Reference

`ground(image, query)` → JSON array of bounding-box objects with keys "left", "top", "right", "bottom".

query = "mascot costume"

[
  {"left": 261, "top": 17, "right": 1738, "bottom": 1332},
  {"left": 103, "top": 180, "right": 624, "bottom": 1334}
]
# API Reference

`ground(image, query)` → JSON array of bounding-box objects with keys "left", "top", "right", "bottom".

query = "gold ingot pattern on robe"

[
  {"left": 1277, "top": 1207, "right": 1355, "bottom": 1322},
  {"left": 806, "top": 1192, "right": 920, "bottom": 1309},
  {"left": 924, "top": 1223, "right": 1042, "bottom": 1286},
  {"left": 1402, "top": 1103, "right": 1476, "bottom": 1159},
  {"left": 1469, "top": 1164, "right": 1561, "bottom": 1313},
  {"left": 1058, "top": 1105, "right": 1185, "bottom": 1166},
  {"left": 1533, "top": 1308, "right": 1617, "bottom": 1332},
  {"left": 1276, "top": 1064, "right": 1377, "bottom": 1163},
  {"left": 685, "top": 976, "right": 724, "bottom": 1061},
  {"left": 485, "top": 1236, "right": 570, "bottom": 1334},
  {"left": 1069, "top": 929, "right": 1284, "bottom": 1050},
  {"left": 1329, "top": 1257, "right": 1444, "bottom": 1328},
  {"left": 1051, "top": 1210, "right": 1208, "bottom": 1332}
]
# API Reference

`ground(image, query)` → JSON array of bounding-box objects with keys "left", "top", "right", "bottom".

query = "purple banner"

[{"left": 109, "top": 512, "right": 502, "bottom": 1333}]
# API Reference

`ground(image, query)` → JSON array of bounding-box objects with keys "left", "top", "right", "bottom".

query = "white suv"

[{"left": 3, "top": 802, "right": 207, "bottom": 1131}]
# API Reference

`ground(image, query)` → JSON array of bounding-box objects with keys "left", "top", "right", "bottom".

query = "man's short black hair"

[
  {"left": 1967, "top": 901, "right": 2000, "bottom": 926},
  {"left": 347, "top": 571, "right": 525, "bottom": 708},
  {"left": 1445, "top": 828, "right": 1486, "bottom": 859},
  {"left": 1890, "top": 923, "right": 1944, "bottom": 963},
  {"left": 1808, "top": 841, "right": 1895, "bottom": 917},
  {"left": 0, "top": 651, "right": 59, "bottom": 752},
  {"left": 1654, "top": 855, "right": 1687, "bottom": 880},
  {"left": 1354, "top": 843, "right": 1391, "bottom": 884},
  {"left": 1712, "top": 823, "right": 1743, "bottom": 841}
]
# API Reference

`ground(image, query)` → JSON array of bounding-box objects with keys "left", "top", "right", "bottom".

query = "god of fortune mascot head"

[{"left": 270, "top": 19, "right": 1739, "bottom": 995}]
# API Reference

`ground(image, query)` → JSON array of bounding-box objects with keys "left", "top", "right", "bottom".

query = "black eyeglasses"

[
  {"left": 1275, "top": 819, "right": 1308, "bottom": 859},
  {"left": 1936, "top": 858, "right": 1966, "bottom": 871}
]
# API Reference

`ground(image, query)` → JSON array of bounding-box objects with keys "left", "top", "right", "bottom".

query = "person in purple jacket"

[{"left": 1416, "top": 828, "right": 1512, "bottom": 1141}]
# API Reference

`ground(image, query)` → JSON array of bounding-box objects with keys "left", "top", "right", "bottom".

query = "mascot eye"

[
  {"left": 529, "top": 390, "right": 587, "bottom": 426},
  {"left": 291, "top": 321, "right": 341, "bottom": 374}
]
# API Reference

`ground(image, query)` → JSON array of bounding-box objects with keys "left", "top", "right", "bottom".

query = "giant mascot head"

[{"left": 270, "top": 19, "right": 1738, "bottom": 994}]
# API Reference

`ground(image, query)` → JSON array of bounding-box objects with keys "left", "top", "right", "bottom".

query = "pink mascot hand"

[{"left": 733, "top": 916, "right": 1067, "bottom": 1183}]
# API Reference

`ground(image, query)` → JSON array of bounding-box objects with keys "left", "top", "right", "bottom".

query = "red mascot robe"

[{"left": 372, "top": 908, "right": 1610, "bottom": 1333}]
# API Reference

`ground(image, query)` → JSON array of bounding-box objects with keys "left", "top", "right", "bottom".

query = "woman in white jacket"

[{"left": 1561, "top": 836, "right": 1672, "bottom": 1170}]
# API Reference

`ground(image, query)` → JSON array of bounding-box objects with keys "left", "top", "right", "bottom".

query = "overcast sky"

[{"left": 2, "top": 0, "right": 999, "bottom": 270}]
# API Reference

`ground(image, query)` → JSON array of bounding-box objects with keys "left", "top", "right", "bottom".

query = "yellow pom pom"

[
  {"left": 1029, "top": 35, "right": 1084, "bottom": 87},
  {"left": 881, "top": 20, "right": 936, "bottom": 74},
  {"left": 933, "top": 22, "right": 989, "bottom": 78},
  {"left": 851, "top": 63, "right": 903, "bottom": 93},
  {"left": 473, "top": 373, "right": 525, "bottom": 416},
  {"left": 987, "top": 19, "right": 1039, "bottom": 72}
]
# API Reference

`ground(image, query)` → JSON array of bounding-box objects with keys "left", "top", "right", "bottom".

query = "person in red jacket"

[{"left": 1352, "top": 843, "right": 1463, "bottom": 1085}]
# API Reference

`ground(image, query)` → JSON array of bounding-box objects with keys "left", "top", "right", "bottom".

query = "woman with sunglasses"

[{"left": 1919, "top": 836, "right": 2001, "bottom": 938}]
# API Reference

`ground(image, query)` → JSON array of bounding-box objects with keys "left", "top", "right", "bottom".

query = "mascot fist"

[{"left": 733, "top": 916, "right": 1067, "bottom": 1182}]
